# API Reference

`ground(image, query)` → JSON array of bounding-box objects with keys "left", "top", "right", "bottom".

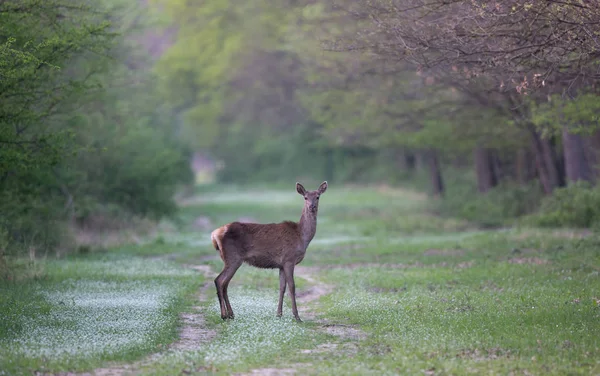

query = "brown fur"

[{"left": 211, "top": 181, "right": 328, "bottom": 322}]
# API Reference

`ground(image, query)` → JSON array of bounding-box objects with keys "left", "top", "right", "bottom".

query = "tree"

[
  {"left": 319, "top": 0, "right": 600, "bottom": 192},
  {"left": 0, "top": 0, "right": 192, "bottom": 260},
  {"left": 153, "top": 0, "right": 340, "bottom": 183},
  {"left": 0, "top": 1, "right": 113, "bottom": 178}
]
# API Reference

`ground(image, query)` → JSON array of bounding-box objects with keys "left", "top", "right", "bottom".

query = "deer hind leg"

[
  {"left": 215, "top": 257, "right": 242, "bottom": 320},
  {"left": 222, "top": 259, "right": 242, "bottom": 319},
  {"left": 214, "top": 275, "right": 227, "bottom": 320},
  {"left": 283, "top": 263, "right": 301, "bottom": 322},
  {"left": 277, "top": 268, "right": 287, "bottom": 317}
]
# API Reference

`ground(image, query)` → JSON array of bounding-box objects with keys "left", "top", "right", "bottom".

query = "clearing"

[{"left": 1, "top": 184, "right": 599, "bottom": 375}]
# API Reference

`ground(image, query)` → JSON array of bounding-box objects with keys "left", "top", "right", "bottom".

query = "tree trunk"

[
  {"left": 544, "top": 136, "right": 566, "bottom": 187},
  {"left": 530, "top": 129, "right": 562, "bottom": 194},
  {"left": 427, "top": 150, "right": 444, "bottom": 197},
  {"left": 562, "top": 128, "right": 592, "bottom": 184},
  {"left": 474, "top": 146, "right": 497, "bottom": 193},
  {"left": 516, "top": 148, "right": 536, "bottom": 184},
  {"left": 396, "top": 150, "right": 416, "bottom": 175},
  {"left": 405, "top": 152, "right": 416, "bottom": 173},
  {"left": 491, "top": 151, "right": 504, "bottom": 183},
  {"left": 583, "top": 129, "right": 600, "bottom": 183}
]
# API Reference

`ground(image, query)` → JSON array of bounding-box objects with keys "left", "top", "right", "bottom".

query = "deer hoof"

[{"left": 294, "top": 316, "right": 303, "bottom": 323}]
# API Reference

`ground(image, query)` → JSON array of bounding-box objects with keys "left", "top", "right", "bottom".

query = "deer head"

[{"left": 296, "top": 181, "right": 328, "bottom": 215}]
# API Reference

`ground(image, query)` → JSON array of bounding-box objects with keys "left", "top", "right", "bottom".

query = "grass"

[
  {"left": 0, "top": 253, "right": 201, "bottom": 375},
  {"left": 318, "top": 263, "right": 598, "bottom": 365},
  {"left": 143, "top": 286, "right": 317, "bottom": 375},
  {"left": 1, "top": 182, "right": 600, "bottom": 375}
]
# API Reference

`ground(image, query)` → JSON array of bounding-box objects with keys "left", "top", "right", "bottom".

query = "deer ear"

[
  {"left": 296, "top": 182, "right": 306, "bottom": 196},
  {"left": 318, "top": 181, "right": 328, "bottom": 194}
]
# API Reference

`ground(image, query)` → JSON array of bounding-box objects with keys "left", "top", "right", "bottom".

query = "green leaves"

[
  {"left": 0, "top": 0, "right": 193, "bottom": 258},
  {"left": 531, "top": 93, "right": 600, "bottom": 136},
  {"left": 0, "top": 0, "right": 114, "bottom": 176},
  {"left": 153, "top": 0, "right": 299, "bottom": 151}
]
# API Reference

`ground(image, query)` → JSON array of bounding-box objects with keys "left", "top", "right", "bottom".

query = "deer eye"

[{"left": 316, "top": 196, "right": 320, "bottom": 200}]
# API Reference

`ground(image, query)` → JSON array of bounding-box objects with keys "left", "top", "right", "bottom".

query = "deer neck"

[{"left": 299, "top": 205, "right": 318, "bottom": 249}]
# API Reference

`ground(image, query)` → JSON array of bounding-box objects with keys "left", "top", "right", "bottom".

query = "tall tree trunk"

[
  {"left": 474, "top": 146, "right": 497, "bottom": 193},
  {"left": 427, "top": 150, "right": 444, "bottom": 197},
  {"left": 491, "top": 151, "right": 504, "bottom": 182},
  {"left": 405, "top": 152, "right": 416, "bottom": 174},
  {"left": 583, "top": 129, "right": 600, "bottom": 183},
  {"left": 516, "top": 148, "right": 536, "bottom": 184},
  {"left": 396, "top": 150, "right": 416, "bottom": 175},
  {"left": 530, "top": 129, "right": 562, "bottom": 194},
  {"left": 545, "top": 136, "right": 566, "bottom": 187},
  {"left": 562, "top": 128, "right": 592, "bottom": 184}
]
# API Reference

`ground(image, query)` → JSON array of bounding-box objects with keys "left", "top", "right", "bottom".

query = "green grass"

[
  {"left": 307, "top": 259, "right": 600, "bottom": 375},
  {"left": 2, "top": 183, "right": 600, "bottom": 375},
  {"left": 143, "top": 285, "right": 320, "bottom": 375},
  {"left": 0, "top": 253, "right": 201, "bottom": 375}
]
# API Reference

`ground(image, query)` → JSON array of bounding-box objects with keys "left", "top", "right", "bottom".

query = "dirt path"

[
  {"left": 235, "top": 267, "right": 366, "bottom": 376},
  {"left": 52, "top": 263, "right": 343, "bottom": 376},
  {"left": 294, "top": 266, "right": 335, "bottom": 320}
]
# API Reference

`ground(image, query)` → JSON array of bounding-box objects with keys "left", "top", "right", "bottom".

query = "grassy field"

[{"left": 1, "top": 183, "right": 599, "bottom": 375}]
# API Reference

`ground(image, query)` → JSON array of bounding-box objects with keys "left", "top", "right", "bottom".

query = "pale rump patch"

[{"left": 211, "top": 225, "right": 229, "bottom": 259}]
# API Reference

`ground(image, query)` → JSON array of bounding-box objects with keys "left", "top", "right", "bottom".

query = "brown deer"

[{"left": 210, "top": 181, "right": 328, "bottom": 322}]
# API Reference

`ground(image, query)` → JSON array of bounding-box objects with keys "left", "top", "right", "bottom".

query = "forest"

[
  {"left": 2, "top": 0, "right": 600, "bottom": 260},
  {"left": 1, "top": 1, "right": 600, "bottom": 375}
]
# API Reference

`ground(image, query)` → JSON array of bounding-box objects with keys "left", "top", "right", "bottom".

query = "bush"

[
  {"left": 525, "top": 181, "right": 600, "bottom": 228},
  {"left": 0, "top": 0, "right": 194, "bottom": 272},
  {"left": 75, "top": 121, "right": 192, "bottom": 220},
  {"left": 0, "top": 170, "right": 68, "bottom": 259},
  {"left": 436, "top": 182, "right": 544, "bottom": 228}
]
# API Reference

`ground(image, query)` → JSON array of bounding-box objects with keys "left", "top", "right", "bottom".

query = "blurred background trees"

[
  {"left": 152, "top": 0, "right": 600, "bottom": 227},
  {"left": 2, "top": 0, "right": 600, "bottom": 262},
  {"left": 0, "top": 0, "right": 192, "bottom": 259}
]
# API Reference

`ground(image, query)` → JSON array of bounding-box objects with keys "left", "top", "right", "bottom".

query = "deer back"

[{"left": 222, "top": 221, "right": 304, "bottom": 268}]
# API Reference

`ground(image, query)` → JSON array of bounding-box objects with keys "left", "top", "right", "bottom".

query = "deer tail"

[{"left": 210, "top": 225, "right": 228, "bottom": 252}]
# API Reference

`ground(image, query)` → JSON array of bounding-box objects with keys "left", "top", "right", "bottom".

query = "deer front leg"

[
  {"left": 283, "top": 263, "right": 301, "bottom": 322},
  {"left": 277, "top": 268, "right": 286, "bottom": 317}
]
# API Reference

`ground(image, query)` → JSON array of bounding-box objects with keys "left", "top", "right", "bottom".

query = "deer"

[{"left": 210, "top": 181, "right": 328, "bottom": 322}]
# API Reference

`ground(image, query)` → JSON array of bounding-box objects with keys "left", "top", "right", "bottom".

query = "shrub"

[
  {"left": 525, "top": 181, "right": 600, "bottom": 228},
  {"left": 436, "top": 182, "right": 544, "bottom": 228}
]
